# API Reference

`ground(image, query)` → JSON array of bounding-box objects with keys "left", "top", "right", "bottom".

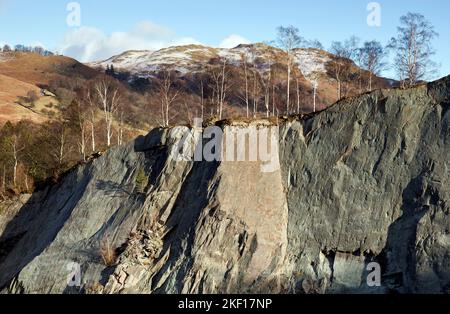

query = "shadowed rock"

[{"left": 0, "top": 76, "right": 449, "bottom": 294}]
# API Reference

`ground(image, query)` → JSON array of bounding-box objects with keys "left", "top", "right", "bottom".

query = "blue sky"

[{"left": 0, "top": 0, "right": 449, "bottom": 79}]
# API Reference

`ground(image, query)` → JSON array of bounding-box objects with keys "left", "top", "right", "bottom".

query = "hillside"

[
  {"left": 0, "top": 75, "right": 448, "bottom": 294},
  {"left": 0, "top": 52, "right": 99, "bottom": 125},
  {"left": 0, "top": 52, "right": 98, "bottom": 85},
  {"left": 0, "top": 45, "right": 392, "bottom": 129},
  {"left": 0, "top": 74, "right": 47, "bottom": 124},
  {"left": 89, "top": 43, "right": 392, "bottom": 110}
]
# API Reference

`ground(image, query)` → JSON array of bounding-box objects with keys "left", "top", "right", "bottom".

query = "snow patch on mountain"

[
  {"left": 89, "top": 44, "right": 333, "bottom": 81},
  {"left": 89, "top": 45, "right": 223, "bottom": 75},
  {"left": 293, "top": 49, "right": 330, "bottom": 82}
]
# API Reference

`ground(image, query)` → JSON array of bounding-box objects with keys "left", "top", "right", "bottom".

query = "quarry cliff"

[{"left": 0, "top": 76, "right": 449, "bottom": 294}]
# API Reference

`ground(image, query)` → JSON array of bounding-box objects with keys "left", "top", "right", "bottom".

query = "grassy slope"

[
  {"left": 0, "top": 52, "right": 99, "bottom": 125},
  {"left": 0, "top": 52, "right": 98, "bottom": 85},
  {"left": 0, "top": 74, "right": 47, "bottom": 124}
]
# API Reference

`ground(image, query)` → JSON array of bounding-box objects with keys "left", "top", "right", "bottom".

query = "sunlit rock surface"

[{"left": 0, "top": 76, "right": 449, "bottom": 294}]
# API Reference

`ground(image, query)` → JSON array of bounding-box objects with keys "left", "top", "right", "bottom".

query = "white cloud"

[
  {"left": 59, "top": 22, "right": 252, "bottom": 62},
  {"left": 59, "top": 21, "right": 202, "bottom": 62},
  {"left": 219, "top": 34, "right": 250, "bottom": 49},
  {"left": 131, "top": 21, "right": 173, "bottom": 38}
]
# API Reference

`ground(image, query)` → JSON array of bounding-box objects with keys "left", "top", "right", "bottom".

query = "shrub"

[
  {"left": 26, "top": 90, "right": 39, "bottom": 103},
  {"left": 135, "top": 167, "right": 148, "bottom": 193}
]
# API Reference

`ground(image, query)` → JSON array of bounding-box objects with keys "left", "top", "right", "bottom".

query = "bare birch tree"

[
  {"left": 251, "top": 70, "right": 260, "bottom": 118},
  {"left": 69, "top": 96, "right": 88, "bottom": 161},
  {"left": 55, "top": 126, "right": 67, "bottom": 166},
  {"left": 329, "top": 37, "right": 360, "bottom": 99},
  {"left": 2, "top": 165, "right": 6, "bottom": 194},
  {"left": 261, "top": 60, "right": 273, "bottom": 118},
  {"left": 360, "top": 40, "right": 387, "bottom": 91},
  {"left": 296, "top": 77, "right": 301, "bottom": 114},
  {"left": 117, "top": 110, "right": 124, "bottom": 146},
  {"left": 84, "top": 89, "right": 97, "bottom": 153},
  {"left": 307, "top": 71, "right": 320, "bottom": 112},
  {"left": 10, "top": 135, "right": 25, "bottom": 187},
  {"left": 219, "top": 58, "right": 227, "bottom": 119},
  {"left": 210, "top": 59, "right": 230, "bottom": 120},
  {"left": 46, "top": 121, "right": 70, "bottom": 169},
  {"left": 158, "top": 71, "right": 179, "bottom": 127},
  {"left": 94, "top": 78, "right": 121, "bottom": 147},
  {"left": 389, "top": 12, "right": 438, "bottom": 87},
  {"left": 241, "top": 51, "right": 250, "bottom": 118},
  {"left": 276, "top": 26, "right": 303, "bottom": 115},
  {"left": 200, "top": 80, "right": 205, "bottom": 120}
]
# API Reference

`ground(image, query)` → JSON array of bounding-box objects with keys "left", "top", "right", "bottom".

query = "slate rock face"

[{"left": 0, "top": 76, "right": 449, "bottom": 294}]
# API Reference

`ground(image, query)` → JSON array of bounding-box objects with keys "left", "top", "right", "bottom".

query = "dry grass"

[
  {"left": 100, "top": 237, "right": 118, "bottom": 267},
  {"left": 0, "top": 74, "right": 49, "bottom": 125},
  {"left": 0, "top": 52, "right": 97, "bottom": 85},
  {"left": 84, "top": 282, "right": 105, "bottom": 294},
  {"left": 0, "top": 52, "right": 91, "bottom": 126},
  {"left": 0, "top": 73, "right": 63, "bottom": 125}
]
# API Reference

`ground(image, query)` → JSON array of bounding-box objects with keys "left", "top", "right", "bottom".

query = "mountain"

[
  {"left": 0, "top": 45, "right": 393, "bottom": 128},
  {"left": 0, "top": 75, "right": 448, "bottom": 294},
  {"left": 89, "top": 43, "right": 393, "bottom": 111},
  {"left": 88, "top": 44, "right": 342, "bottom": 82}
]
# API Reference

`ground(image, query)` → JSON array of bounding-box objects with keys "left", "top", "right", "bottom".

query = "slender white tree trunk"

[
  {"left": 272, "top": 84, "right": 276, "bottom": 116},
  {"left": 358, "top": 68, "right": 362, "bottom": 93},
  {"left": 117, "top": 111, "right": 123, "bottom": 146},
  {"left": 90, "top": 120, "right": 96, "bottom": 153},
  {"left": 253, "top": 71, "right": 257, "bottom": 118},
  {"left": 296, "top": 78, "right": 300, "bottom": 114},
  {"left": 219, "top": 59, "right": 226, "bottom": 119},
  {"left": 12, "top": 139, "right": 17, "bottom": 187},
  {"left": 58, "top": 131, "right": 65, "bottom": 166},
  {"left": 287, "top": 56, "right": 291, "bottom": 115},
  {"left": 107, "top": 112, "right": 112, "bottom": 147},
  {"left": 13, "top": 159, "right": 17, "bottom": 187},
  {"left": 80, "top": 125, "right": 86, "bottom": 161},
  {"left": 337, "top": 79, "right": 341, "bottom": 99},
  {"left": 313, "top": 81, "right": 317, "bottom": 113},
  {"left": 2, "top": 165, "right": 5, "bottom": 193},
  {"left": 244, "top": 57, "right": 249, "bottom": 118},
  {"left": 166, "top": 101, "right": 170, "bottom": 127},
  {"left": 24, "top": 174, "right": 29, "bottom": 192},
  {"left": 87, "top": 92, "right": 96, "bottom": 153},
  {"left": 201, "top": 80, "right": 204, "bottom": 120}
]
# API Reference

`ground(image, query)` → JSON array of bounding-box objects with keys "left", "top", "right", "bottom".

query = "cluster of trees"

[
  {"left": 0, "top": 44, "right": 54, "bottom": 56},
  {"left": 0, "top": 120, "right": 75, "bottom": 195},
  {"left": 140, "top": 12, "right": 440, "bottom": 126},
  {"left": 327, "top": 36, "right": 387, "bottom": 99},
  {"left": 275, "top": 12, "right": 438, "bottom": 110},
  {"left": 147, "top": 12, "right": 440, "bottom": 133},
  {"left": 143, "top": 57, "right": 287, "bottom": 125},
  {"left": 0, "top": 75, "right": 143, "bottom": 197}
]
